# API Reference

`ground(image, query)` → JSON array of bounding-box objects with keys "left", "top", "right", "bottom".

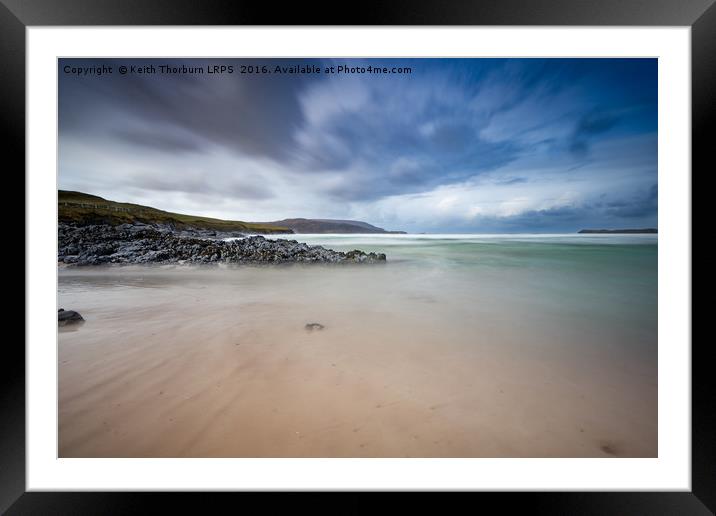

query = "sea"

[{"left": 58, "top": 233, "right": 657, "bottom": 457}]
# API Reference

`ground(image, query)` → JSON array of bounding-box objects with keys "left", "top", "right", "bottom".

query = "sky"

[{"left": 58, "top": 58, "right": 657, "bottom": 233}]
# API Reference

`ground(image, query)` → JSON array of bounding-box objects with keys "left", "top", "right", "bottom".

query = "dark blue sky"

[{"left": 59, "top": 58, "right": 657, "bottom": 232}]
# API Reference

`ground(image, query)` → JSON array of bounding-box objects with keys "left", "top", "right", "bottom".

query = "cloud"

[
  {"left": 113, "top": 127, "right": 204, "bottom": 154},
  {"left": 58, "top": 58, "right": 658, "bottom": 232},
  {"left": 346, "top": 133, "right": 657, "bottom": 233},
  {"left": 604, "top": 184, "right": 658, "bottom": 218},
  {"left": 60, "top": 58, "right": 314, "bottom": 160},
  {"left": 569, "top": 110, "right": 621, "bottom": 157}
]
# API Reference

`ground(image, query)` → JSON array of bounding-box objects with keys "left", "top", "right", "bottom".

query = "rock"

[
  {"left": 58, "top": 308, "right": 84, "bottom": 326},
  {"left": 57, "top": 223, "right": 388, "bottom": 266},
  {"left": 305, "top": 323, "right": 325, "bottom": 331}
]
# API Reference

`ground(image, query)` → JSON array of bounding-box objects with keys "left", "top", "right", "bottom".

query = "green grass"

[{"left": 58, "top": 190, "right": 292, "bottom": 234}]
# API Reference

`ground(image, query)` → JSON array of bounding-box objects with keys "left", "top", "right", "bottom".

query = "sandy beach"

[{"left": 59, "top": 236, "right": 657, "bottom": 458}]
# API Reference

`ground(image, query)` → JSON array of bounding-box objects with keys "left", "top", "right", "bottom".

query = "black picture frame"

[{"left": 5, "top": 0, "right": 709, "bottom": 513}]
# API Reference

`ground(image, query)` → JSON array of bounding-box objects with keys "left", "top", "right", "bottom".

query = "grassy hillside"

[{"left": 58, "top": 191, "right": 292, "bottom": 234}]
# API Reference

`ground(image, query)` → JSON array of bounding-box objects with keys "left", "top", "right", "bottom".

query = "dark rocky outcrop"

[{"left": 58, "top": 223, "right": 387, "bottom": 266}]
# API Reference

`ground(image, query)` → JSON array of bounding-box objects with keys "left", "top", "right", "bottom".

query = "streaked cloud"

[{"left": 59, "top": 58, "right": 657, "bottom": 232}]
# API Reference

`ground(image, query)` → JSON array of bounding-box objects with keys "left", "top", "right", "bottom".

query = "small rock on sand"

[
  {"left": 305, "top": 323, "right": 325, "bottom": 331},
  {"left": 58, "top": 308, "right": 84, "bottom": 326}
]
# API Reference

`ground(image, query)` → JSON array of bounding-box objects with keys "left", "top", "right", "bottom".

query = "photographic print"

[{"left": 57, "top": 57, "right": 658, "bottom": 458}]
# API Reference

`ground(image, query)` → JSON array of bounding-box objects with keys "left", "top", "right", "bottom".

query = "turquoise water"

[{"left": 270, "top": 233, "right": 658, "bottom": 344}]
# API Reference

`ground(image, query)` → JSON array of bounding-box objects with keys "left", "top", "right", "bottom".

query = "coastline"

[{"left": 59, "top": 235, "right": 657, "bottom": 458}]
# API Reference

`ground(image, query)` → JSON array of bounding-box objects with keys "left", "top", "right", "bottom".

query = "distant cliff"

[
  {"left": 578, "top": 228, "right": 657, "bottom": 234},
  {"left": 265, "top": 218, "right": 407, "bottom": 234}
]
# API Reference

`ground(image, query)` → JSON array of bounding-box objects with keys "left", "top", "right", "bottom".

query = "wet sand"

[{"left": 58, "top": 262, "right": 657, "bottom": 458}]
